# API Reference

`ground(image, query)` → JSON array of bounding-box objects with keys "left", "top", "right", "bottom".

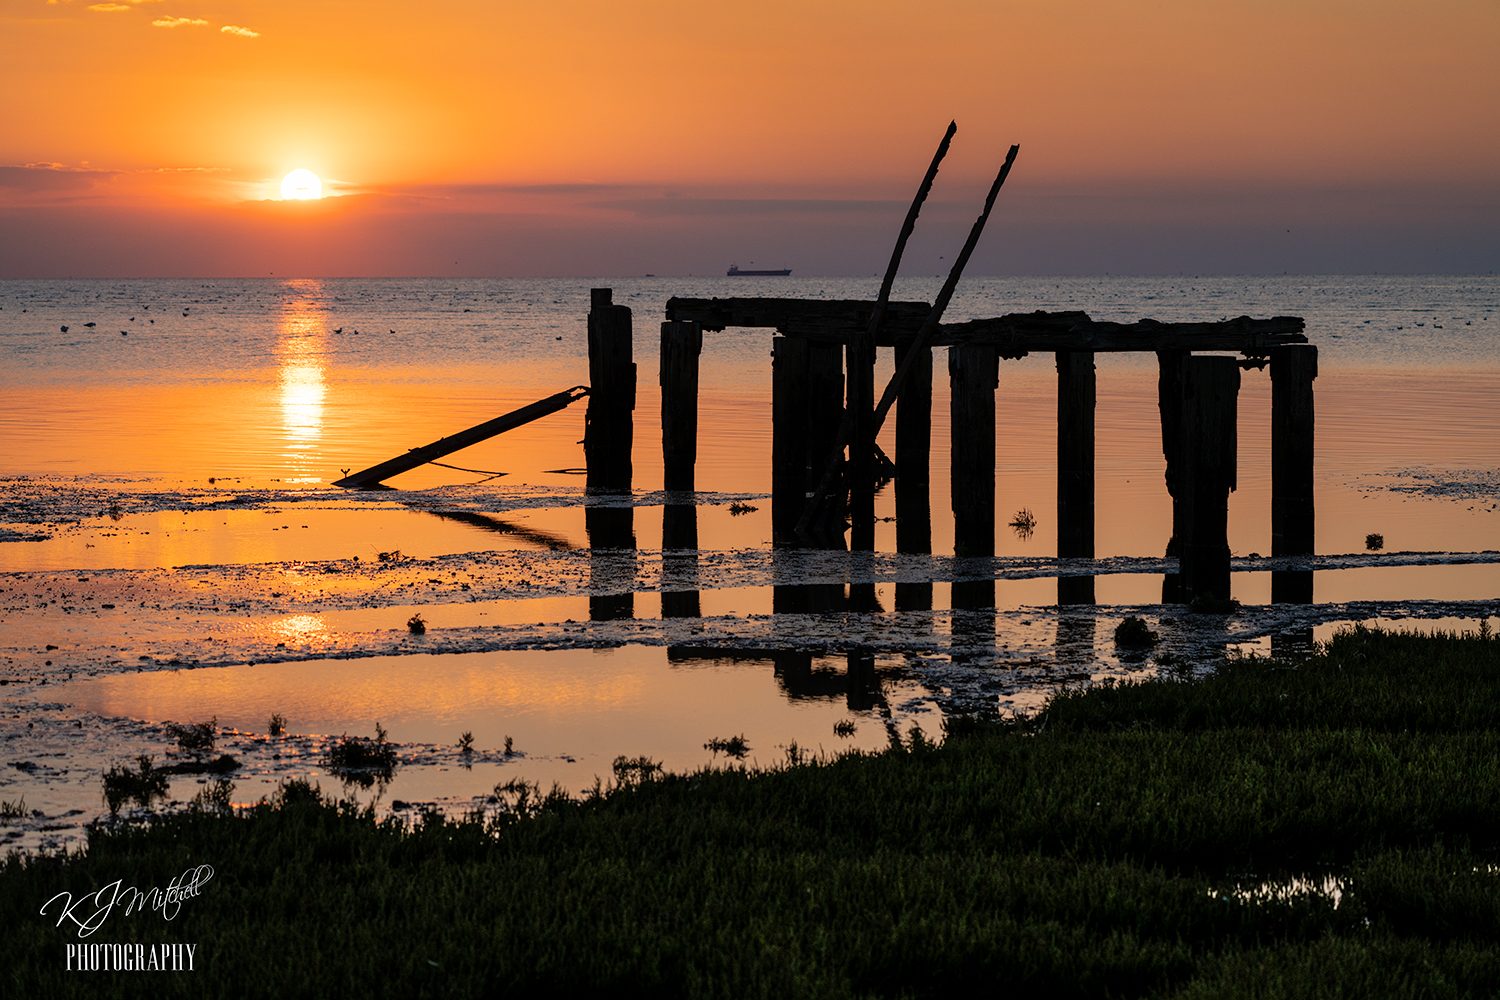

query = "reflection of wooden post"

[
  {"left": 661, "top": 503, "right": 699, "bottom": 619},
  {"left": 950, "top": 343, "right": 998, "bottom": 609},
  {"left": 1157, "top": 350, "right": 1187, "bottom": 602},
  {"left": 586, "top": 505, "right": 635, "bottom": 621},
  {"left": 585, "top": 288, "right": 635, "bottom": 492},
  {"left": 895, "top": 340, "right": 932, "bottom": 611},
  {"left": 1271, "top": 345, "right": 1317, "bottom": 604},
  {"left": 1179, "top": 356, "right": 1239, "bottom": 604},
  {"left": 659, "top": 319, "right": 702, "bottom": 493},
  {"left": 1056, "top": 350, "right": 1096, "bottom": 605}
]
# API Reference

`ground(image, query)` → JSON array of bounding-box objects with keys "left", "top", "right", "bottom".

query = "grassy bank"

[{"left": 5, "top": 626, "right": 1500, "bottom": 997}]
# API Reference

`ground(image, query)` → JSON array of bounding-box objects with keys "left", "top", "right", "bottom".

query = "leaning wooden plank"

[
  {"left": 849, "top": 121, "right": 958, "bottom": 551},
  {"left": 333, "top": 385, "right": 590, "bottom": 489},
  {"left": 797, "top": 143, "right": 1022, "bottom": 539}
]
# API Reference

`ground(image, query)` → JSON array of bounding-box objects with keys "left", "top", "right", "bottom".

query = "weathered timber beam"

[
  {"left": 334, "top": 386, "right": 589, "bottom": 489},
  {"left": 666, "top": 296, "right": 930, "bottom": 334},
  {"left": 941, "top": 313, "right": 1307, "bottom": 354},
  {"left": 663, "top": 297, "right": 1306, "bottom": 353}
]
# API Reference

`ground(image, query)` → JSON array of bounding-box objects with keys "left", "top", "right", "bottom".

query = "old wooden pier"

[{"left": 579, "top": 289, "right": 1317, "bottom": 608}]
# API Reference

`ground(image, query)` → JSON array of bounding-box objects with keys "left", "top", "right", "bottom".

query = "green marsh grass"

[{"left": 5, "top": 626, "right": 1500, "bottom": 997}]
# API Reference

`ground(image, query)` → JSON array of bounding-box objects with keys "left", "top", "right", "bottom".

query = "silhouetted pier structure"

[{"left": 580, "top": 288, "right": 1317, "bottom": 609}]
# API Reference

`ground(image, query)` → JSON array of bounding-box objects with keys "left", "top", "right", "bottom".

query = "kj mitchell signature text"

[{"left": 40, "top": 865, "right": 214, "bottom": 939}]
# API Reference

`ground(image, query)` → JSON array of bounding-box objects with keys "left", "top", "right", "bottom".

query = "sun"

[{"left": 279, "top": 168, "right": 323, "bottom": 201}]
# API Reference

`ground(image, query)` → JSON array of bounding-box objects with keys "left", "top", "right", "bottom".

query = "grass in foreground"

[{"left": 5, "top": 626, "right": 1500, "bottom": 997}]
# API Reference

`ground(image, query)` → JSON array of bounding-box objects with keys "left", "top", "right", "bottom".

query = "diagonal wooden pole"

[
  {"left": 797, "top": 142, "right": 1021, "bottom": 539},
  {"left": 796, "top": 121, "right": 957, "bottom": 543}
]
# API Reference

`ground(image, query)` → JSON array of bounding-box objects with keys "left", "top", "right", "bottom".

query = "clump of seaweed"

[
  {"left": 1114, "top": 616, "right": 1158, "bottom": 649},
  {"left": 1008, "top": 508, "right": 1038, "bottom": 539},
  {"left": 1366, "top": 532, "right": 1385, "bottom": 551},
  {"left": 377, "top": 549, "right": 404, "bottom": 563},
  {"left": 325, "top": 723, "right": 399, "bottom": 786},
  {"left": 103, "top": 756, "right": 170, "bottom": 814},
  {"left": 407, "top": 614, "right": 427, "bottom": 635},
  {"left": 704, "top": 734, "right": 751, "bottom": 759}
]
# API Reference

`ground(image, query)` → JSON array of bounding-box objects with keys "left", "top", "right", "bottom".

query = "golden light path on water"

[{"left": 275, "top": 280, "right": 328, "bottom": 483}]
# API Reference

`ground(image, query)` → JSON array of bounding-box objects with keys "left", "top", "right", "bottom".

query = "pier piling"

[
  {"left": 1271, "top": 344, "right": 1317, "bottom": 603},
  {"left": 1178, "top": 356, "right": 1240, "bottom": 604},
  {"left": 585, "top": 288, "right": 635, "bottom": 493},
  {"left": 1056, "top": 349, "right": 1096, "bottom": 605}
]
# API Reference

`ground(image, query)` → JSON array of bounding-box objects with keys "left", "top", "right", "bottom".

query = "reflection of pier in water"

[{"left": 565, "top": 285, "right": 1318, "bottom": 708}]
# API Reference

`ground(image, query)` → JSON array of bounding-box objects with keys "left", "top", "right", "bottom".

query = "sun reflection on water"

[{"left": 276, "top": 281, "right": 329, "bottom": 482}]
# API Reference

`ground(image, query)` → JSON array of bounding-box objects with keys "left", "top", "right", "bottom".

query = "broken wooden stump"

[
  {"left": 950, "top": 342, "right": 999, "bottom": 608},
  {"left": 1178, "top": 356, "right": 1240, "bottom": 604},
  {"left": 660, "top": 319, "right": 702, "bottom": 493},
  {"left": 894, "top": 338, "right": 933, "bottom": 611},
  {"left": 1056, "top": 349, "right": 1096, "bottom": 605},
  {"left": 585, "top": 288, "right": 635, "bottom": 493},
  {"left": 1271, "top": 344, "right": 1317, "bottom": 603},
  {"left": 1157, "top": 349, "right": 1188, "bottom": 601}
]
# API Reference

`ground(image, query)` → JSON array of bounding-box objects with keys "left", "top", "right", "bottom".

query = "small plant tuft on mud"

[
  {"left": 268, "top": 713, "right": 286, "bottom": 738},
  {"left": 325, "top": 723, "right": 398, "bottom": 785},
  {"left": 1008, "top": 508, "right": 1038, "bottom": 539},
  {"left": 377, "top": 549, "right": 404, "bottom": 563},
  {"left": 832, "top": 720, "right": 856, "bottom": 738},
  {"left": 503, "top": 736, "right": 515, "bottom": 757},
  {"left": 727, "top": 501, "right": 759, "bottom": 516},
  {"left": 0, "top": 796, "right": 26, "bottom": 823},
  {"left": 407, "top": 614, "right": 427, "bottom": 635},
  {"left": 458, "top": 731, "right": 474, "bottom": 754},
  {"left": 1366, "top": 532, "right": 1385, "bottom": 551},
  {"left": 1114, "top": 616, "right": 1158, "bottom": 649},
  {"left": 170, "top": 717, "right": 217, "bottom": 754},
  {"left": 704, "top": 734, "right": 751, "bottom": 759}
]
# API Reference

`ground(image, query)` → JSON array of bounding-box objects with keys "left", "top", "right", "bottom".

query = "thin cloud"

[
  {"left": 220, "top": 24, "right": 259, "bottom": 39},
  {"left": 152, "top": 15, "right": 207, "bottom": 28},
  {"left": 84, "top": 0, "right": 162, "bottom": 8}
]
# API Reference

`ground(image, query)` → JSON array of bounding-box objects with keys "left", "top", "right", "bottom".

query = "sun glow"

[{"left": 279, "top": 169, "right": 323, "bottom": 201}]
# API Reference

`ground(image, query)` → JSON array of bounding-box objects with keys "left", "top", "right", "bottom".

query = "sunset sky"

[{"left": 1, "top": 0, "right": 1496, "bottom": 276}]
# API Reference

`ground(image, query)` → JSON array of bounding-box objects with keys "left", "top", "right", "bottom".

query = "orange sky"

[{"left": 2, "top": 0, "right": 1497, "bottom": 275}]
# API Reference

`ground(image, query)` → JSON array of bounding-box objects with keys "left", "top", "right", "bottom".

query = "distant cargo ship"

[{"left": 727, "top": 264, "right": 792, "bottom": 276}]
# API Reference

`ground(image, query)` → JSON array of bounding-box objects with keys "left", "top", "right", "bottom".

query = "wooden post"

[
  {"left": 585, "top": 288, "right": 635, "bottom": 493},
  {"left": 772, "top": 336, "right": 810, "bottom": 544},
  {"left": 659, "top": 319, "right": 702, "bottom": 494},
  {"left": 894, "top": 338, "right": 933, "bottom": 611},
  {"left": 847, "top": 331, "right": 876, "bottom": 551},
  {"left": 950, "top": 343, "right": 998, "bottom": 608},
  {"left": 1271, "top": 344, "right": 1317, "bottom": 604},
  {"left": 1178, "top": 356, "right": 1240, "bottom": 604},
  {"left": 1056, "top": 350, "right": 1096, "bottom": 605},
  {"left": 806, "top": 340, "right": 845, "bottom": 545},
  {"left": 1157, "top": 350, "right": 1187, "bottom": 602}
]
